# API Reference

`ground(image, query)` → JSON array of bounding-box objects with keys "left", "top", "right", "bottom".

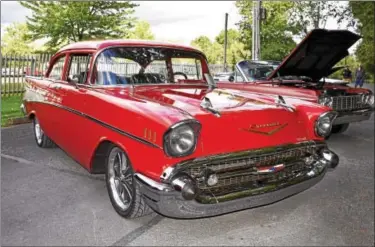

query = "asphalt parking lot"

[{"left": 1, "top": 115, "right": 374, "bottom": 246}]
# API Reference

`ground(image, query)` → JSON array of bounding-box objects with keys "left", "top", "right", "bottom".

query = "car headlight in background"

[
  {"left": 363, "top": 93, "right": 375, "bottom": 106},
  {"left": 315, "top": 111, "right": 338, "bottom": 137},
  {"left": 164, "top": 120, "right": 201, "bottom": 157},
  {"left": 318, "top": 96, "right": 333, "bottom": 107}
]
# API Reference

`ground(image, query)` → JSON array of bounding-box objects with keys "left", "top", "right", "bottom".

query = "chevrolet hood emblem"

[{"left": 241, "top": 122, "right": 288, "bottom": 136}]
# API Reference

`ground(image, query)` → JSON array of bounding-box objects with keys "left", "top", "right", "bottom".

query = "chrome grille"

[
  {"left": 176, "top": 142, "right": 326, "bottom": 203},
  {"left": 332, "top": 95, "right": 367, "bottom": 111}
]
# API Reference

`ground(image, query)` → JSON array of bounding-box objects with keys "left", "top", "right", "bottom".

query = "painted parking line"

[{"left": 1, "top": 153, "right": 105, "bottom": 181}]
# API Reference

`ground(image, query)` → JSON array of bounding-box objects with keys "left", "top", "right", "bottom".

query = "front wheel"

[
  {"left": 331, "top": 123, "right": 350, "bottom": 134},
  {"left": 105, "top": 145, "right": 152, "bottom": 218},
  {"left": 33, "top": 117, "right": 56, "bottom": 148}
]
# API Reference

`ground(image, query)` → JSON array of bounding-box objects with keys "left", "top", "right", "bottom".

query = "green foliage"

[
  {"left": 127, "top": 20, "right": 155, "bottom": 40},
  {"left": 215, "top": 29, "right": 240, "bottom": 47},
  {"left": 20, "top": 1, "right": 138, "bottom": 49},
  {"left": 350, "top": 1, "right": 374, "bottom": 83},
  {"left": 191, "top": 29, "right": 250, "bottom": 68},
  {"left": 236, "top": 0, "right": 298, "bottom": 61},
  {"left": 191, "top": 36, "right": 222, "bottom": 64},
  {"left": 289, "top": 1, "right": 351, "bottom": 38},
  {"left": 1, "top": 23, "right": 34, "bottom": 55},
  {"left": 329, "top": 55, "right": 359, "bottom": 79}
]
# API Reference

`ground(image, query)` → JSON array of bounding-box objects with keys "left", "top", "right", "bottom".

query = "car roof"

[{"left": 57, "top": 39, "right": 204, "bottom": 54}]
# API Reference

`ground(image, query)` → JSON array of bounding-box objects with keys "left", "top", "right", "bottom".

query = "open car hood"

[{"left": 267, "top": 29, "right": 361, "bottom": 81}]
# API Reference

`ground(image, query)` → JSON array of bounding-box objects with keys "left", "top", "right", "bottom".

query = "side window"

[
  {"left": 49, "top": 56, "right": 66, "bottom": 80},
  {"left": 234, "top": 67, "right": 245, "bottom": 82},
  {"left": 67, "top": 54, "right": 92, "bottom": 84}
]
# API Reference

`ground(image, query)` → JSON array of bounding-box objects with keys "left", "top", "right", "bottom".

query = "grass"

[{"left": 1, "top": 94, "right": 25, "bottom": 127}]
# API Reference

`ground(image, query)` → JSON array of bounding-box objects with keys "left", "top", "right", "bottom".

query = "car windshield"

[
  {"left": 237, "top": 61, "right": 275, "bottom": 81},
  {"left": 93, "top": 47, "right": 206, "bottom": 85}
]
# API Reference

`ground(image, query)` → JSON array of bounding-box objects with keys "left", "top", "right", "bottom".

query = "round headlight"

[
  {"left": 164, "top": 121, "right": 201, "bottom": 157},
  {"left": 315, "top": 111, "right": 337, "bottom": 137},
  {"left": 318, "top": 96, "right": 333, "bottom": 107},
  {"left": 367, "top": 94, "right": 374, "bottom": 106}
]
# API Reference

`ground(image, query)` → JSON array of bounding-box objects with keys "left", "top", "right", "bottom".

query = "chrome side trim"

[{"left": 25, "top": 100, "right": 161, "bottom": 149}]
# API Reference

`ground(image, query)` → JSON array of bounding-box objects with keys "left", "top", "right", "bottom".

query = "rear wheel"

[
  {"left": 33, "top": 117, "right": 56, "bottom": 148},
  {"left": 105, "top": 145, "right": 152, "bottom": 218},
  {"left": 331, "top": 123, "right": 350, "bottom": 134}
]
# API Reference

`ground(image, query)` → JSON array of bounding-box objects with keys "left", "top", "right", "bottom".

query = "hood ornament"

[
  {"left": 275, "top": 95, "right": 295, "bottom": 112},
  {"left": 200, "top": 97, "right": 221, "bottom": 117}
]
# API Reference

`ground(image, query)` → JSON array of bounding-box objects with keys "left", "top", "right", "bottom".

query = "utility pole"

[
  {"left": 223, "top": 13, "right": 228, "bottom": 72},
  {"left": 252, "top": 0, "right": 264, "bottom": 60}
]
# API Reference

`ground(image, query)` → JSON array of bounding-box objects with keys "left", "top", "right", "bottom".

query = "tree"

[
  {"left": 190, "top": 36, "right": 223, "bottom": 64},
  {"left": 127, "top": 20, "right": 155, "bottom": 40},
  {"left": 215, "top": 29, "right": 240, "bottom": 48},
  {"left": 1, "top": 22, "right": 35, "bottom": 55},
  {"left": 289, "top": 1, "right": 352, "bottom": 38},
  {"left": 20, "top": 1, "right": 138, "bottom": 49},
  {"left": 349, "top": 2, "right": 374, "bottom": 83},
  {"left": 236, "top": 0, "right": 298, "bottom": 61}
]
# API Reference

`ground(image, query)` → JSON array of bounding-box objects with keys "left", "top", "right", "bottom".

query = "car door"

[
  {"left": 36, "top": 54, "right": 69, "bottom": 146},
  {"left": 54, "top": 53, "right": 96, "bottom": 166}
]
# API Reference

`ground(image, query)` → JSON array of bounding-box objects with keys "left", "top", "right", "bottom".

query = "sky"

[
  {"left": 0, "top": 1, "right": 356, "bottom": 53},
  {"left": 0, "top": 1, "right": 241, "bottom": 46}
]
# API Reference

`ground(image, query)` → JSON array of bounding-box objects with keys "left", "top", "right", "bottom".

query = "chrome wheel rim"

[
  {"left": 107, "top": 147, "right": 134, "bottom": 210},
  {"left": 34, "top": 119, "right": 43, "bottom": 144}
]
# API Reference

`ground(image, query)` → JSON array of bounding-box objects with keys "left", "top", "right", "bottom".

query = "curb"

[{"left": 3, "top": 117, "right": 31, "bottom": 127}]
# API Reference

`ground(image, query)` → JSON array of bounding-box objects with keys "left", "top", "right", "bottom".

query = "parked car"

[
  {"left": 213, "top": 71, "right": 234, "bottom": 82},
  {"left": 218, "top": 29, "right": 374, "bottom": 135},
  {"left": 22, "top": 40, "right": 339, "bottom": 219}
]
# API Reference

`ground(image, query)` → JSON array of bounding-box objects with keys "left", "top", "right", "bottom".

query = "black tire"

[
  {"left": 105, "top": 144, "right": 153, "bottom": 218},
  {"left": 33, "top": 117, "right": 56, "bottom": 148},
  {"left": 331, "top": 123, "right": 350, "bottom": 134}
]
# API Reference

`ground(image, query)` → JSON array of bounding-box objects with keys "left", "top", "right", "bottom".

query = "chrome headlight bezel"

[
  {"left": 318, "top": 95, "right": 333, "bottom": 107},
  {"left": 163, "top": 120, "right": 201, "bottom": 157},
  {"left": 315, "top": 111, "right": 338, "bottom": 137},
  {"left": 364, "top": 93, "right": 375, "bottom": 106}
]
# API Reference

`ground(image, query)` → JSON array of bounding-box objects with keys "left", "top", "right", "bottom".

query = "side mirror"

[{"left": 228, "top": 75, "right": 235, "bottom": 82}]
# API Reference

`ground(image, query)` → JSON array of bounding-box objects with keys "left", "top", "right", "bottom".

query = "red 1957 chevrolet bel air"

[
  {"left": 21, "top": 40, "right": 339, "bottom": 219},
  {"left": 218, "top": 29, "right": 374, "bottom": 136}
]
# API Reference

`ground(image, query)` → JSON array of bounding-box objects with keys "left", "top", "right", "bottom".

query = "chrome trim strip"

[
  {"left": 26, "top": 100, "right": 161, "bottom": 149},
  {"left": 134, "top": 173, "right": 172, "bottom": 191}
]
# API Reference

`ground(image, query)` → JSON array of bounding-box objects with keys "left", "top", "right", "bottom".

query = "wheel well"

[
  {"left": 90, "top": 140, "right": 115, "bottom": 174},
  {"left": 29, "top": 113, "right": 35, "bottom": 120}
]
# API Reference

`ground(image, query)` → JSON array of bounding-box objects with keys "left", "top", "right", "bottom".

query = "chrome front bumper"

[
  {"left": 135, "top": 148, "right": 339, "bottom": 219},
  {"left": 333, "top": 108, "right": 374, "bottom": 125}
]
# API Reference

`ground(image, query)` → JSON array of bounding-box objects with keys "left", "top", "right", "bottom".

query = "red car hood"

[
  {"left": 267, "top": 29, "right": 361, "bottom": 82},
  {"left": 127, "top": 85, "right": 318, "bottom": 153}
]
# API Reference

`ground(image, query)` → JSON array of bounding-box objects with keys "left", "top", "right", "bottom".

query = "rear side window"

[
  {"left": 49, "top": 56, "right": 66, "bottom": 80},
  {"left": 67, "top": 54, "right": 92, "bottom": 84}
]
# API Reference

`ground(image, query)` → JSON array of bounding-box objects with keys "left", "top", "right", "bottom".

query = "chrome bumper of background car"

[
  {"left": 134, "top": 148, "right": 339, "bottom": 219},
  {"left": 333, "top": 108, "right": 374, "bottom": 125},
  {"left": 20, "top": 103, "right": 26, "bottom": 116}
]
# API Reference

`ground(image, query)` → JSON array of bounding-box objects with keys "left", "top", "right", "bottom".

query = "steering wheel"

[{"left": 173, "top": 72, "right": 188, "bottom": 80}]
